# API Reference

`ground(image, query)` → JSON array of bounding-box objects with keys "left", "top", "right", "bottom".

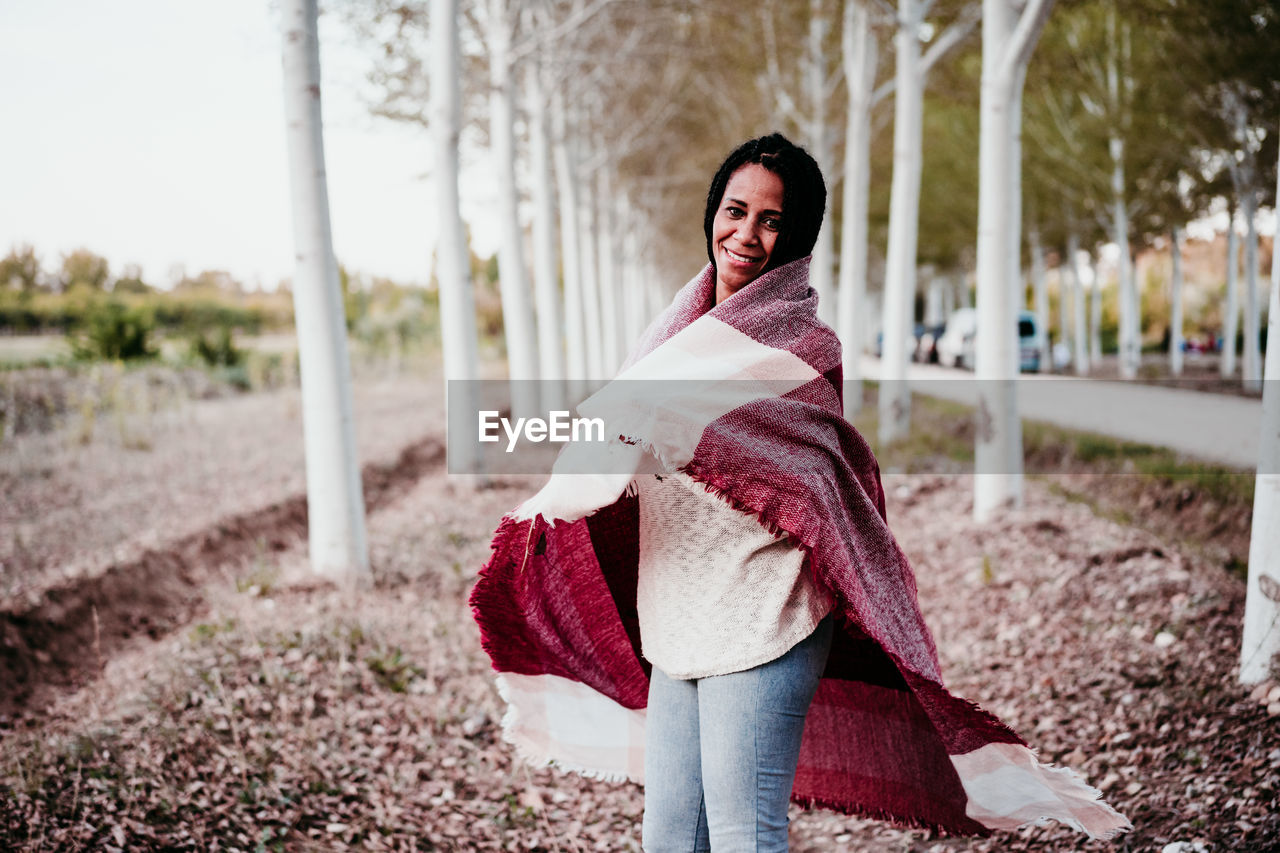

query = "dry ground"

[{"left": 1, "top": 372, "right": 1277, "bottom": 851}]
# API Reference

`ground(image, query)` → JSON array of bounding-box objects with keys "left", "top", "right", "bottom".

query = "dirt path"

[
  {"left": 1, "top": 386, "right": 1277, "bottom": 849},
  {"left": 1, "top": 374, "right": 445, "bottom": 605},
  {"left": 0, "top": 435, "right": 444, "bottom": 717}
]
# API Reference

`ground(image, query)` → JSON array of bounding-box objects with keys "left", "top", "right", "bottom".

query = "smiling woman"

[{"left": 472, "top": 133, "right": 1129, "bottom": 851}]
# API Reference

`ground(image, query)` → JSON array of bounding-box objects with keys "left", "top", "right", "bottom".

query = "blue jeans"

[{"left": 641, "top": 614, "right": 834, "bottom": 852}]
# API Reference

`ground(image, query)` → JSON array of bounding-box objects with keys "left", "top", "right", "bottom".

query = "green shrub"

[
  {"left": 70, "top": 301, "right": 157, "bottom": 361},
  {"left": 189, "top": 324, "right": 244, "bottom": 368}
]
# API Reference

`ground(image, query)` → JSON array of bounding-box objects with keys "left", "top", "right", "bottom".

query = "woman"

[
  {"left": 471, "top": 134, "right": 1128, "bottom": 850},
  {"left": 635, "top": 135, "right": 836, "bottom": 852}
]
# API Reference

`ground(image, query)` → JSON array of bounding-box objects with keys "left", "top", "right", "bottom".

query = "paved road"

[{"left": 857, "top": 356, "right": 1264, "bottom": 470}]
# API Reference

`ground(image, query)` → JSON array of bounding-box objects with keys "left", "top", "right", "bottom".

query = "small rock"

[
  {"left": 1154, "top": 631, "right": 1176, "bottom": 649},
  {"left": 1267, "top": 701, "right": 1280, "bottom": 717},
  {"left": 1161, "top": 842, "right": 1208, "bottom": 853},
  {"left": 1124, "top": 781, "right": 1143, "bottom": 795},
  {"left": 461, "top": 713, "right": 488, "bottom": 737},
  {"left": 1249, "top": 681, "right": 1272, "bottom": 702},
  {"left": 1268, "top": 684, "right": 1280, "bottom": 704}
]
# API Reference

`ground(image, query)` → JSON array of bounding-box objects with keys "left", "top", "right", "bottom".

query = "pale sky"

[{"left": 0, "top": 0, "right": 488, "bottom": 290}]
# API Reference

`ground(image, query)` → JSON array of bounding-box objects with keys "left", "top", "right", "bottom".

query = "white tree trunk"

[
  {"left": 1069, "top": 232, "right": 1089, "bottom": 375},
  {"left": 807, "top": 0, "right": 836, "bottom": 327},
  {"left": 281, "top": 0, "right": 369, "bottom": 580},
  {"left": 487, "top": 0, "right": 538, "bottom": 419},
  {"left": 621, "top": 211, "right": 645, "bottom": 349},
  {"left": 1109, "top": 140, "right": 1137, "bottom": 379},
  {"left": 974, "top": 0, "right": 1053, "bottom": 521},
  {"left": 1243, "top": 192, "right": 1262, "bottom": 391},
  {"left": 1030, "top": 229, "right": 1049, "bottom": 372},
  {"left": 1223, "top": 216, "right": 1240, "bottom": 378},
  {"left": 879, "top": 0, "right": 925, "bottom": 445},
  {"left": 838, "top": 0, "right": 876, "bottom": 418},
  {"left": 596, "top": 166, "right": 621, "bottom": 376},
  {"left": 551, "top": 89, "right": 587, "bottom": 401},
  {"left": 578, "top": 181, "right": 605, "bottom": 380},
  {"left": 524, "top": 65, "right": 565, "bottom": 410},
  {"left": 432, "top": 0, "right": 481, "bottom": 472},
  {"left": 525, "top": 63, "right": 565, "bottom": 412},
  {"left": 925, "top": 277, "right": 944, "bottom": 326},
  {"left": 1090, "top": 252, "right": 1103, "bottom": 364},
  {"left": 1240, "top": 117, "right": 1280, "bottom": 684},
  {"left": 1170, "top": 225, "right": 1184, "bottom": 377},
  {"left": 1054, "top": 262, "right": 1067, "bottom": 366}
]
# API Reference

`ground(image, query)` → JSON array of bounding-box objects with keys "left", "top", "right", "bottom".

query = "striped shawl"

[{"left": 469, "top": 257, "right": 1130, "bottom": 839}]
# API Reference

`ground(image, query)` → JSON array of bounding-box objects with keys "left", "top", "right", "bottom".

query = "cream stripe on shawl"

[
  {"left": 951, "top": 743, "right": 1132, "bottom": 839},
  {"left": 496, "top": 673, "right": 647, "bottom": 784},
  {"left": 512, "top": 316, "right": 819, "bottom": 524}
]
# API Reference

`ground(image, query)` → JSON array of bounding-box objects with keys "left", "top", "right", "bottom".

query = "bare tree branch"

[
  {"left": 919, "top": 4, "right": 979, "bottom": 79},
  {"left": 761, "top": 5, "right": 803, "bottom": 126},
  {"left": 999, "top": 0, "right": 1055, "bottom": 82}
]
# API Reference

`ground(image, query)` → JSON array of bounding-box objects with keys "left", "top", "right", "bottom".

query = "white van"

[{"left": 935, "top": 308, "right": 1041, "bottom": 372}]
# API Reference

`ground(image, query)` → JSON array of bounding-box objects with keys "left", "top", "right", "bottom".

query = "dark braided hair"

[{"left": 703, "top": 133, "right": 826, "bottom": 273}]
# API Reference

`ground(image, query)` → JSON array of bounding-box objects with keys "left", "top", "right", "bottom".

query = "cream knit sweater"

[{"left": 635, "top": 471, "right": 834, "bottom": 680}]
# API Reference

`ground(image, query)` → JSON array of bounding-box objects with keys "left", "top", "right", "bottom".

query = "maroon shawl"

[{"left": 470, "top": 257, "right": 1129, "bottom": 839}]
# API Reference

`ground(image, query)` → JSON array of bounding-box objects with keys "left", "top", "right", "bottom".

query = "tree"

[
  {"left": 1027, "top": 1, "right": 1196, "bottom": 380},
  {"left": 0, "top": 244, "right": 42, "bottom": 292},
  {"left": 112, "top": 263, "right": 152, "bottom": 295},
  {"left": 1240, "top": 113, "right": 1280, "bottom": 684},
  {"left": 837, "top": 1, "right": 880, "bottom": 417},
  {"left": 972, "top": 0, "right": 1054, "bottom": 521},
  {"left": 60, "top": 248, "right": 110, "bottom": 292},
  {"left": 761, "top": 0, "right": 839, "bottom": 326},
  {"left": 483, "top": 0, "right": 539, "bottom": 418},
  {"left": 432, "top": 0, "right": 483, "bottom": 472},
  {"left": 878, "top": 0, "right": 980, "bottom": 443},
  {"left": 1151, "top": 0, "right": 1280, "bottom": 387},
  {"left": 522, "top": 24, "right": 566, "bottom": 413},
  {"left": 551, "top": 85, "right": 588, "bottom": 400},
  {"left": 281, "top": 0, "right": 370, "bottom": 581}
]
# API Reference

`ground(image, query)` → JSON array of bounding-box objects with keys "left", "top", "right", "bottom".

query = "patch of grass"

[
  {"left": 190, "top": 618, "right": 239, "bottom": 643},
  {"left": 236, "top": 561, "right": 279, "bottom": 597},
  {"left": 364, "top": 645, "right": 423, "bottom": 693},
  {"left": 850, "top": 392, "right": 975, "bottom": 472},
  {"left": 1023, "top": 419, "right": 1253, "bottom": 503},
  {"left": 1044, "top": 481, "right": 1135, "bottom": 527}
]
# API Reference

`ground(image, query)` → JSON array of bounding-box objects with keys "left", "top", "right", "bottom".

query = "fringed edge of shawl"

[
  {"left": 950, "top": 741, "right": 1134, "bottom": 841},
  {"left": 491, "top": 674, "right": 639, "bottom": 786},
  {"left": 789, "top": 793, "right": 992, "bottom": 839}
]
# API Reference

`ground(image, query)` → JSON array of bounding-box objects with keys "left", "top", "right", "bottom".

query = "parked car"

[
  {"left": 914, "top": 322, "right": 946, "bottom": 363},
  {"left": 874, "top": 324, "right": 921, "bottom": 360},
  {"left": 936, "top": 308, "right": 1041, "bottom": 371}
]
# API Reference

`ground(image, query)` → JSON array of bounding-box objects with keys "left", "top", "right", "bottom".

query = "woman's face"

[{"left": 711, "top": 163, "right": 784, "bottom": 299}]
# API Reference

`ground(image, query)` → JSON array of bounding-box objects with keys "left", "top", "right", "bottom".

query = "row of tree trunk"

[{"left": 280, "top": 0, "right": 1278, "bottom": 684}]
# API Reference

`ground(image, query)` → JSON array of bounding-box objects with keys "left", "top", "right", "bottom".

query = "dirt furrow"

[{"left": 0, "top": 436, "right": 445, "bottom": 717}]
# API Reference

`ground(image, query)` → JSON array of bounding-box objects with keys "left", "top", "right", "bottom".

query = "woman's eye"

[
  {"left": 763, "top": 217, "right": 781, "bottom": 231},
  {"left": 725, "top": 206, "right": 743, "bottom": 217}
]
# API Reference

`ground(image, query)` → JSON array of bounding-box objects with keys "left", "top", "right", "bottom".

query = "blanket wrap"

[{"left": 469, "top": 257, "right": 1130, "bottom": 839}]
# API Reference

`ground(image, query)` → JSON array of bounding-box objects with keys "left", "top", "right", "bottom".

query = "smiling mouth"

[{"left": 723, "top": 247, "right": 762, "bottom": 264}]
